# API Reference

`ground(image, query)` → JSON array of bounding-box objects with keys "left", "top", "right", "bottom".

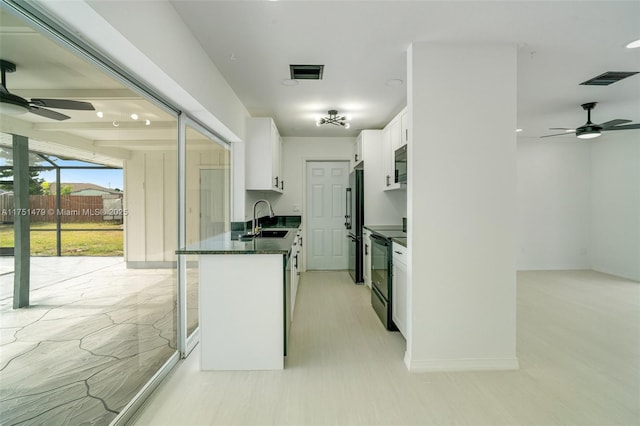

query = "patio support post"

[{"left": 13, "top": 134, "right": 30, "bottom": 309}]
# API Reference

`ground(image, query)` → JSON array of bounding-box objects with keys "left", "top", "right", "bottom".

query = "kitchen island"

[{"left": 176, "top": 225, "right": 301, "bottom": 371}]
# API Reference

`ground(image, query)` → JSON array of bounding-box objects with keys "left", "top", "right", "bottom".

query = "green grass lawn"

[{"left": 0, "top": 222, "right": 123, "bottom": 256}]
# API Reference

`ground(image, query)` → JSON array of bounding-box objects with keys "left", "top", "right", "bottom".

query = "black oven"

[
  {"left": 369, "top": 234, "right": 397, "bottom": 330},
  {"left": 394, "top": 145, "right": 407, "bottom": 184}
]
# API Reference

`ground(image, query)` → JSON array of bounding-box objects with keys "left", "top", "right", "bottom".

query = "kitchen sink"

[
  {"left": 235, "top": 229, "right": 290, "bottom": 241},
  {"left": 259, "top": 229, "right": 289, "bottom": 238}
]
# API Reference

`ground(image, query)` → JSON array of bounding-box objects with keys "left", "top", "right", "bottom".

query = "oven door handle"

[{"left": 370, "top": 234, "right": 389, "bottom": 246}]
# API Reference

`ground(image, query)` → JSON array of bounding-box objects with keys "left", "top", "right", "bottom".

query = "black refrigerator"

[{"left": 346, "top": 169, "right": 364, "bottom": 283}]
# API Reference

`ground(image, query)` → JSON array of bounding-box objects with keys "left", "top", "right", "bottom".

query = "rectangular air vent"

[
  {"left": 290, "top": 64, "right": 324, "bottom": 80},
  {"left": 580, "top": 71, "right": 639, "bottom": 86}
]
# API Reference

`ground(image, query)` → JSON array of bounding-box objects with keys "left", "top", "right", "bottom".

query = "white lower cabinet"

[
  {"left": 392, "top": 242, "right": 408, "bottom": 338},
  {"left": 363, "top": 229, "right": 372, "bottom": 288}
]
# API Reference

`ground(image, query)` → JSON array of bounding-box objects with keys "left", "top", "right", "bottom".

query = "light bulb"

[
  {"left": 145, "top": 119, "right": 151, "bottom": 126},
  {"left": 577, "top": 132, "right": 601, "bottom": 140},
  {"left": 130, "top": 113, "right": 139, "bottom": 120},
  {"left": 626, "top": 39, "right": 640, "bottom": 49}
]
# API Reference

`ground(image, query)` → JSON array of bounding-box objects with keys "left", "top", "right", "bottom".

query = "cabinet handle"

[
  {"left": 365, "top": 244, "right": 369, "bottom": 255},
  {"left": 394, "top": 250, "right": 403, "bottom": 255},
  {"left": 355, "top": 154, "right": 358, "bottom": 162},
  {"left": 386, "top": 175, "right": 390, "bottom": 186},
  {"left": 275, "top": 176, "right": 279, "bottom": 188},
  {"left": 294, "top": 254, "right": 298, "bottom": 269},
  {"left": 405, "top": 129, "right": 408, "bottom": 141},
  {"left": 280, "top": 180, "right": 284, "bottom": 190}
]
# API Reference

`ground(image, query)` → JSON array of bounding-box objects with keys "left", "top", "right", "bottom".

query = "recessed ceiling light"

[
  {"left": 516, "top": 128, "right": 523, "bottom": 133},
  {"left": 386, "top": 79, "right": 403, "bottom": 87},
  {"left": 130, "top": 113, "right": 139, "bottom": 120},
  {"left": 96, "top": 111, "right": 103, "bottom": 118},
  {"left": 281, "top": 79, "right": 299, "bottom": 86},
  {"left": 145, "top": 119, "right": 151, "bottom": 126},
  {"left": 626, "top": 39, "right": 640, "bottom": 49}
]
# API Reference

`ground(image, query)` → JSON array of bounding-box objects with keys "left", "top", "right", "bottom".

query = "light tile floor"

[
  {"left": 132, "top": 269, "right": 640, "bottom": 426},
  {"left": 0, "top": 257, "right": 194, "bottom": 425}
]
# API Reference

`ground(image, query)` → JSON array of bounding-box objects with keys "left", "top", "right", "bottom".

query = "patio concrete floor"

[{"left": 0, "top": 256, "right": 192, "bottom": 425}]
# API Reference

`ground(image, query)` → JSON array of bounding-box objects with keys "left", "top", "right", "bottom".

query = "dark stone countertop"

[
  {"left": 364, "top": 225, "right": 407, "bottom": 248},
  {"left": 176, "top": 227, "right": 299, "bottom": 255},
  {"left": 391, "top": 237, "right": 407, "bottom": 248}
]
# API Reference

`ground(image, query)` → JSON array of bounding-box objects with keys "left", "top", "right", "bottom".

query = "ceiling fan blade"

[
  {"left": 599, "top": 119, "right": 632, "bottom": 129},
  {"left": 549, "top": 127, "right": 575, "bottom": 130},
  {"left": 540, "top": 132, "right": 575, "bottom": 138},
  {"left": 604, "top": 123, "right": 640, "bottom": 131},
  {"left": 29, "top": 105, "right": 71, "bottom": 121},
  {"left": 30, "top": 98, "right": 95, "bottom": 110}
]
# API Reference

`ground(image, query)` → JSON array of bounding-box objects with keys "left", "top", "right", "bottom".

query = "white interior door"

[
  {"left": 200, "top": 169, "right": 225, "bottom": 240},
  {"left": 306, "top": 161, "right": 349, "bottom": 270}
]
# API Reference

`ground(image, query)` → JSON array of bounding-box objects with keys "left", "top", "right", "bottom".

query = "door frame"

[{"left": 302, "top": 157, "right": 351, "bottom": 272}]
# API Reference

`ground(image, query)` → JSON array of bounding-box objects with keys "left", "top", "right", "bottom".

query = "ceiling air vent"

[
  {"left": 290, "top": 64, "right": 324, "bottom": 80},
  {"left": 580, "top": 71, "right": 639, "bottom": 86}
]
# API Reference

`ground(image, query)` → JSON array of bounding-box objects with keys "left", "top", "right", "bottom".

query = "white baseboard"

[{"left": 405, "top": 356, "right": 519, "bottom": 372}]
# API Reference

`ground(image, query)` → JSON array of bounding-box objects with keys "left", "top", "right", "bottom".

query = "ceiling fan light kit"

[
  {"left": 541, "top": 101, "right": 640, "bottom": 139},
  {"left": 1, "top": 59, "right": 95, "bottom": 121},
  {"left": 316, "top": 109, "right": 351, "bottom": 129}
]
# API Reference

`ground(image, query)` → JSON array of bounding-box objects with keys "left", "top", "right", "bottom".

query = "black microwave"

[{"left": 394, "top": 145, "right": 407, "bottom": 184}]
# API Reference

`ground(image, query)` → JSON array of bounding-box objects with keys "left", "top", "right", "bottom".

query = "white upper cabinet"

[
  {"left": 400, "top": 109, "right": 409, "bottom": 147},
  {"left": 246, "top": 117, "right": 283, "bottom": 193},
  {"left": 390, "top": 117, "right": 402, "bottom": 151},
  {"left": 382, "top": 107, "right": 407, "bottom": 191},
  {"left": 352, "top": 132, "right": 364, "bottom": 170}
]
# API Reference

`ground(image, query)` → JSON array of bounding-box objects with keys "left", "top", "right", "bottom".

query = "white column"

[{"left": 406, "top": 42, "right": 518, "bottom": 371}]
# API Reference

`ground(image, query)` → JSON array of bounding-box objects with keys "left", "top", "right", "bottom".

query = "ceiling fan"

[
  {"left": 541, "top": 102, "right": 640, "bottom": 139},
  {"left": 0, "top": 59, "right": 95, "bottom": 121}
]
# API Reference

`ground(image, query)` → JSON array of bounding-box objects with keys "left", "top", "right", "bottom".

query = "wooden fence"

[{"left": 0, "top": 194, "right": 123, "bottom": 224}]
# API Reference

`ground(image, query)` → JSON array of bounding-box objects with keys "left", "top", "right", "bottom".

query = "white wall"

[
  {"left": 517, "top": 139, "right": 591, "bottom": 270},
  {"left": 407, "top": 42, "right": 518, "bottom": 372},
  {"left": 591, "top": 132, "right": 640, "bottom": 281},
  {"left": 517, "top": 132, "right": 640, "bottom": 281},
  {"left": 124, "top": 151, "right": 177, "bottom": 266}
]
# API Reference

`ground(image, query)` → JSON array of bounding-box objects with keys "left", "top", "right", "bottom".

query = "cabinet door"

[
  {"left": 363, "top": 230, "right": 371, "bottom": 288},
  {"left": 382, "top": 127, "right": 393, "bottom": 189},
  {"left": 271, "top": 122, "right": 281, "bottom": 190},
  {"left": 351, "top": 133, "right": 363, "bottom": 171},
  {"left": 246, "top": 118, "right": 283, "bottom": 193},
  {"left": 390, "top": 118, "right": 401, "bottom": 151},
  {"left": 400, "top": 110, "right": 409, "bottom": 147},
  {"left": 392, "top": 244, "right": 408, "bottom": 338},
  {"left": 384, "top": 118, "right": 401, "bottom": 191}
]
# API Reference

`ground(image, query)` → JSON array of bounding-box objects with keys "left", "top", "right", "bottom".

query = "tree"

[
  {"left": 0, "top": 168, "right": 46, "bottom": 195},
  {"left": 60, "top": 185, "right": 72, "bottom": 195},
  {"left": 41, "top": 181, "right": 51, "bottom": 195}
]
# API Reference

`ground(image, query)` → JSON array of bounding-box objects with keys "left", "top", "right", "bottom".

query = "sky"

[{"left": 39, "top": 169, "right": 124, "bottom": 191}]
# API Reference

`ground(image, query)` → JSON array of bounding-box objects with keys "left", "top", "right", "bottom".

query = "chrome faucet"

[{"left": 252, "top": 199, "right": 275, "bottom": 235}]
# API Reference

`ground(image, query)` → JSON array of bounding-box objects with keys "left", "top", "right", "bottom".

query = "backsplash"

[{"left": 232, "top": 215, "right": 302, "bottom": 231}]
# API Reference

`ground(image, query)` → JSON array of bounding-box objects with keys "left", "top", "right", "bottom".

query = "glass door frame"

[{"left": 0, "top": 1, "right": 231, "bottom": 424}]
